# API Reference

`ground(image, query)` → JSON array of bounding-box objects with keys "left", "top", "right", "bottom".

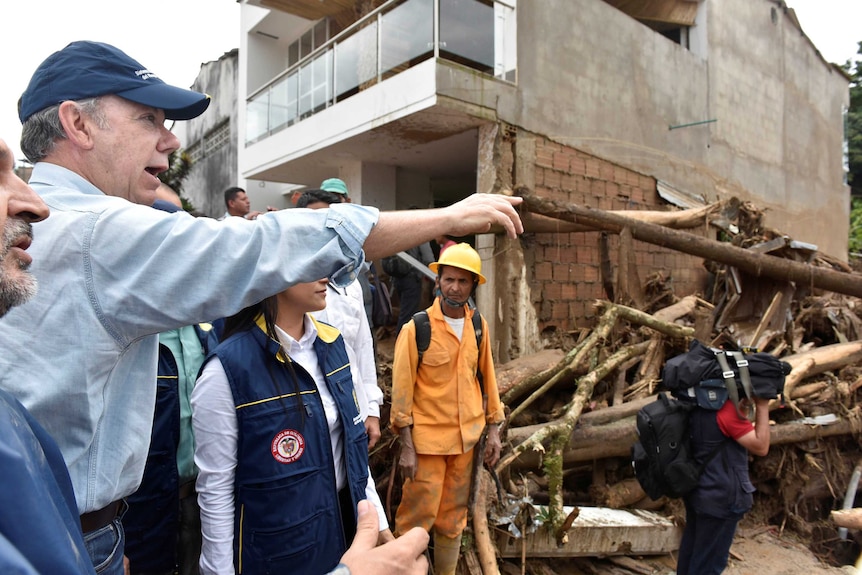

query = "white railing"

[{"left": 246, "top": 0, "right": 516, "bottom": 144}]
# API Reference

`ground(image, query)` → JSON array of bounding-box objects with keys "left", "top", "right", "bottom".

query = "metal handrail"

[{"left": 247, "top": 0, "right": 406, "bottom": 102}]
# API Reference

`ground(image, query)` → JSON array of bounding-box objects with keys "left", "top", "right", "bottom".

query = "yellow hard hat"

[{"left": 429, "top": 243, "right": 486, "bottom": 284}]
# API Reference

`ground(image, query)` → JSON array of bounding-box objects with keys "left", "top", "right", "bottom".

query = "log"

[
  {"left": 508, "top": 409, "right": 862, "bottom": 469},
  {"left": 472, "top": 469, "right": 500, "bottom": 575},
  {"left": 496, "top": 349, "right": 565, "bottom": 398},
  {"left": 597, "top": 478, "right": 647, "bottom": 508},
  {"left": 498, "top": 338, "right": 646, "bottom": 473},
  {"left": 507, "top": 307, "right": 620, "bottom": 422},
  {"left": 517, "top": 190, "right": 862, "bottom": 299},
  {"left": 651, "top": 294, "right": 708, "bottom": 323},
  {"left": 783, "top": 341, "right": 862, "bottom": 377},
  {"left": 831, "top": 508, "right": 862, "bottom": 530},
  {"left": 519, "top": 201, "right": 724, "bottom": 234},
  {"left": 594, "top": 300, "right": 695, "bottom": 339}
]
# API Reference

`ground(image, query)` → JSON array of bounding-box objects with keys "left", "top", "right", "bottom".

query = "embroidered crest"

[{"left": 271, "top": 429, "right": 305, "bottom": 464}]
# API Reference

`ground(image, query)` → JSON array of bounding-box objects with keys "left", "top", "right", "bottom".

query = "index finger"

[{"left": 493, "top": 196, "right": 524, "bottom": 238}]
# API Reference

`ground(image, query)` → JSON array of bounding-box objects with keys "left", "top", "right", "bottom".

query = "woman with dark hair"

[{"left": 191, "top": 279, "right": 391, "bottom": 575}]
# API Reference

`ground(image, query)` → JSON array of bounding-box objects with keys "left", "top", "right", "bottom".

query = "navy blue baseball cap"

[{"left": 18, "top": 41, "right": 210, "bottom": 123}]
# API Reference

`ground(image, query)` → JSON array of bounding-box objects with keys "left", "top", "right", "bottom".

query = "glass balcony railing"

[{"left": 246, "top": 0, "right": 517, "bottom": 144}]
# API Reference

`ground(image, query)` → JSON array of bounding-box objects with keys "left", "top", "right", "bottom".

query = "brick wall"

[{"left": 526, "top": 136, "right": 709, "bottom": 333}]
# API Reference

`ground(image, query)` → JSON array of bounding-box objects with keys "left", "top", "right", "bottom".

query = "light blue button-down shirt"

[{"left": 0, "top": 163, "right": 379, "bottom": 514}]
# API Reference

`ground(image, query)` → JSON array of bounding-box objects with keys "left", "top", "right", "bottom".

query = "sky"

[
  {"left": 0, "top": 0, "right": 859, "bottom": 165},
  {"left": 0, "top": 0, "right": 241, "bottom": 163}
]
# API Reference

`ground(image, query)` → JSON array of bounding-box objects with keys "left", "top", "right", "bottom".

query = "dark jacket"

[
  {"left": 125, "top": 323, "right": 218, "bottom": 572},
  {"left": 0, "top": 390, "right": 95, "bottom": 574},
  {"left": 686, "top": 407, "right": 755, "bottom": 519}
]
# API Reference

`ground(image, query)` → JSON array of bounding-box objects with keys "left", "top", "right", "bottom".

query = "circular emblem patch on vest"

[{"left": 272, "top": 429, "right": 305, "bottom": 464}]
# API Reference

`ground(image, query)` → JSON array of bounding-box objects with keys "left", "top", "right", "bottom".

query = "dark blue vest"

[
  {"left": 125, "top": 324, "right": 218, "bottom": 572},
  {"left": 212, "top": 317, "right": 369, "bottom": 575},
  {"left": 686, "top": 407, "right": 756, "bottom": 519}
]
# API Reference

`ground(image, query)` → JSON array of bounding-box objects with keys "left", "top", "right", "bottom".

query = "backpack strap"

[
  {"left": 413, "top": 308, "right": 485, "bottom": 397},
  {"left": 412, "top": 311, "right": 431, "bottom": 364},
  {"left": 714, "top": 350, "right": 748, "bottom": 420},
  {"left": 726, "top": 351, "right": 754, "bottom": 402}
]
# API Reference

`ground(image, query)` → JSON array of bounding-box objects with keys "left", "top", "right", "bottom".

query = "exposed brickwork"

[{"left": 525, "top": 135, "right": 709, "bottom": 333}]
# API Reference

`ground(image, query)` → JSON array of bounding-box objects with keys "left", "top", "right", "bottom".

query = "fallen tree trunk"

[
  {"left": 497, "top": 349, "right": 565, "bottom": 398},
  {"left": 517, "top": 189, "right": 862, "bottom": 299},
  {"left": 507, "top": 408, "right": 862, "bottom": 470},
  {"left": 507, "top": 307, "right": 620, "bottom": 422},
  {"left": 783, "top": 341, "right": 862, "bottom": 377},
  {"left": 594, "top": 300, "right": 695, "bottom": 339},
  {"left": 520, "top": 201, "right": 723, "bottom": 234}
]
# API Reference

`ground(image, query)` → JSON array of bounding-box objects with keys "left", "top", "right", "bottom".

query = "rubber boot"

[{"left": 433, "top": 531, "right": 462, "bottom": 575}]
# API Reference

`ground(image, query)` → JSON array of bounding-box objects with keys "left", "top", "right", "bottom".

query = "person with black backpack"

[
  {"left": 677, "top": 378, "right": 772, "bottom": 574},
  {"left": 390, "top": 243, "right": 504, "bottom": 575}
]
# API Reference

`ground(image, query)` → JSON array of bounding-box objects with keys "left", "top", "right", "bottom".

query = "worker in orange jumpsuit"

[{"left": 390, "top": 243, "right": 504, "bottom": 575}]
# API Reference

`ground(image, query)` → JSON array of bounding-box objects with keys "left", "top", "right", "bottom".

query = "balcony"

[{"left": 246, "top": 0, "right": 517, "bottom": 144}]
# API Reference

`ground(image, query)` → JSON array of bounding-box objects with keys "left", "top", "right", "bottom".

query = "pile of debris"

[{"left": 370, "top": 193, "right": 862, "bottom": 574}]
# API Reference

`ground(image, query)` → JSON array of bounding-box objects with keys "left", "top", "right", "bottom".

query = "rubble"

[{"left": 371, "top": 193, "right": 862, "bottom": 573}]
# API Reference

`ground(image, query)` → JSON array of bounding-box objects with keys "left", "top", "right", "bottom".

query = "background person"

[
  {"left": 676, "top": 395, "right": 771, "bottom": 575},
  {"left": 320, "top": 177, "right": 351, "bottom": 202},
  {"left": 0, "top": 136, "right": 95, "bottom": 574},
  {"left": 298, "top": 188, "right": 384, "bottom": 448},
  {"left": 390, "top": 244, "right": 504, "bottom": 575},
  {"left": 219, "top": 186, "right": 265, "bottom": 220}
]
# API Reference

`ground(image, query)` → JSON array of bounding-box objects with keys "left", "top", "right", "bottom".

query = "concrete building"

[{"left": 183, "top": 0, "right": 850, "bottom": 360}]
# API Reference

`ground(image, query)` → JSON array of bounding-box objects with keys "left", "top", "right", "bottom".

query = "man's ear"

[{"left": 57, "top": 101, "right": 97, "bottom": 150}]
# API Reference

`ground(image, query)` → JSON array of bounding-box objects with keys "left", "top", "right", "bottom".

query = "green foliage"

[
  {"left": 157, "top": 150, "right": 198, "bottom": 212},
  {"left": 849, "top": 197, "right": 862, "bottom": 255},
  {"left": 845, "top": 41, "right": 862, "bottom": 198},
  {"left": 846, "top": 42, "right": 861, "bottom": 255}
]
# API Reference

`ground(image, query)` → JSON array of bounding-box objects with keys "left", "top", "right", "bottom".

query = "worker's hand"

[
  {"left": 444, "top": 193, "right": 524, "bottom": 239},
  {"left": 340, "top": 501, "right": 428, "bottom": 575},
  {"left": 398, "top": 427, "right": 418, "bottom": 481},
  {"left": 365, "top": 416, "right": 381, "bottom": 450},
  {"left": 246, "top": 210, "right": 264, "bottom": 220},
  {"left": 484, "top": 424, "right": 502, "bottom": 468},
  {"left": 378, "top": 528, "right": 395, "bottom": 545}
]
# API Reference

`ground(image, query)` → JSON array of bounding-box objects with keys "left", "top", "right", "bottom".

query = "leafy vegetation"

[
  {"left": 157, "top": 150, "right": 198, "bottom": 213},
  {"left": 846, "top": 42, "right": 862, "bottom": 254}
]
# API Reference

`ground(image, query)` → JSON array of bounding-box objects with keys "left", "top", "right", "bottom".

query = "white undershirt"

[
  {"left": 191, "top": 315, "right": 387, "bottom": 575},
  {"left": 444, "top": 315, "right": 465, "bottom": 341}
]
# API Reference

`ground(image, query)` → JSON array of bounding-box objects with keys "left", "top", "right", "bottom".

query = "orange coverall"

[{"left": 390, "top": 299, "right": 504, "bottom": 537}]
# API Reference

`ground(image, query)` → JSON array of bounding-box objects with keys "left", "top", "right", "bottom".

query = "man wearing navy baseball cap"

[
  {"left": 1, "top": 39, "right": 522, "bottom": 575},
  {"left": 18, "top": 40, "right": 210, "bottom": 123}
]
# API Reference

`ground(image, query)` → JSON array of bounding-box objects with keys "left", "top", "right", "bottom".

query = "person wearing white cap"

[{"left": 1, "top": 40, "right": 522, "bottom": 575}]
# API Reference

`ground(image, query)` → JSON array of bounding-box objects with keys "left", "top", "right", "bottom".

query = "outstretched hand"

[
  {"left": 364, "top": 193, "right": 524, "bottom": 260},
  {"left": 444, "top": 193, "right": 523, "bottom": 239},
  {"left": 339, "top": 500, "right": 429, "bottom": 575}
]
